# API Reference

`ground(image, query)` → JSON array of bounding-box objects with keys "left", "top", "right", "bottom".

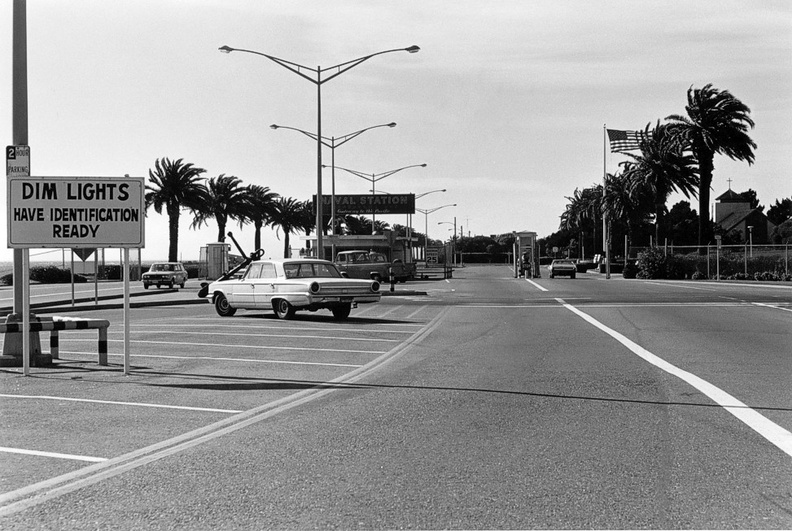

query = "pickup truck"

[{"left": 335, "top": 250, "right": 416, "bottom": 283}]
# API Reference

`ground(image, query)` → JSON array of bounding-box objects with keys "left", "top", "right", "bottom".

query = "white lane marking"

[
  {"left": 133, "top": 330, "right": 399, "bottom": 343},
  {"left": 526, "top": 279, "right": 548, "bottom": 292},
  {"left": 0, "top": 394, "right": 242, "bottom": 414},
  {"left": 753, "top": 302, "right": 792, "bottom": 313},
  {"left": 150, "top": 322, "right": 424, "bottom": 333},
  {"left": 0, "top": 447, "right": 107, "bottom": 463},
  {"left": 56, "top": 351, "right": 364, "bottom": 368},
  {"left": 107, "top": 339, "right": 385, "bottom": 355},
  {"left": 556, "top": 298, "right": 792, "bottom": 458}
]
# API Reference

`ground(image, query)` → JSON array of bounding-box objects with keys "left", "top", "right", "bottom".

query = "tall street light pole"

[
  {"left": 270, "top": 122, "right": 396, "bottom": 238},
  {"left": 417, "top": 204, "right": 456, "bottom": 262},
  {"left": 438, "top": 217, "right": 457, "bottom": 265},
  {"left": 219, "top": 45, "right": 419, "bottom": 259},
  {"left": 327, "top": 164, "right": 427, "bottom": 234}
]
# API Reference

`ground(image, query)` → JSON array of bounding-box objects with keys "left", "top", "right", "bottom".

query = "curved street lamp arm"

[
  {"left": 321, "top": 46, "right": 420, "bottom": 84},
  {"left": 332, "top": 122, "right": 397, "bottom": 148},
  {"left": 274, "top": 122, "right": 396, "bottom": 150},
  {"left": 219, "top": 46, "right": 318, "bottom": 84},
  {"left": 416, "top": 189, "right": 447, "bottom": 199},
  {"left": 221, "top": 45, "right": 419, "bottom": 85}
]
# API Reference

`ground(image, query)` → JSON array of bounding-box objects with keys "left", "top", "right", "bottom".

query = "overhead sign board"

[
  {"left": 314, "top": 194, "right": 415, "bottom": 215},
  {"left": 7, "top": 176, "right": 145, "bottom": 248},
  {"left": 6, "top": 145, "right": 30, "bottom": 177}
]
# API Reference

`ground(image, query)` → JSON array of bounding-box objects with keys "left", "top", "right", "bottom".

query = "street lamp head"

[
  {"left": 387, "top": 122, "right": 397, "bottom": 128},
  {"left": 270, "top": 124, "right": 280, "bottom": 129},
  {"left": 218, "top": 45, "right": 235, "bottom": 54},
  {"left": 419, "top": 164, "right": 428, "bottom": 167},
  {"left": 405, "top": 45, "right": 421, "bottom": 54}
]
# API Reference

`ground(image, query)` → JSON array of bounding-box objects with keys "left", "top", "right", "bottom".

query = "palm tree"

[
  {"left": 190, "top": 174, "right": 247, "bottom": 243},
  {"left": 666, "top": 84, "right": 756, "bottom": 246},
  {"left": 270, "top": 197, "right": 311, "bottom": 258},
  {"left": 622, "top": 122, "right": 698, "bottom": 243},
  {"left": 561, "top": 186, "right": 601, "bottom": 253},
  {"left": 239, "top": 184, "right": 279, "bottom": 252},
  {"left": 145, "top": 157, "right": 207, "bottom": 262},
  {"left": 602, "top": 171, "right": 652, "bottom": 246}
]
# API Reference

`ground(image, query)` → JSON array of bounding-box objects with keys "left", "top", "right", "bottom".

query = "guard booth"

[
  {"left": 203, "top": 242, "right": 230, "bottom": 280},
  {"left": 514, "top": 231, "right": 539, "bottom": 278}
]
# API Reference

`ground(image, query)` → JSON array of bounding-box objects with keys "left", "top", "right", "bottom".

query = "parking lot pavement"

[{"left": 0, "top": 293, "right": 440, "bottom": 497}]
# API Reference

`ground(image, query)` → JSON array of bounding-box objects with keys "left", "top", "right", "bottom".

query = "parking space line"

[
  {"left": 0, "top": 394, "right": 243, "bottom": 414},
  {"left": 0, "top": 447, "right": 107, "bottom": 463},
  {"left": 753, "top": 302, "right": 792, "bottom": 313},
  {"left": 526, "top": 278, "right": 548, "bottom": 291},
  {"left": 107, "top": 339, "right": 386, "bottom": 355},
  {"left": 557, "top": 298, "right": 792, "bottom": 458},
  {"left": 57, "top": 351, "right": 365, "bottom": 368},
  {"left": 132, "top": 330, "right": 399, "bottom": 343}
]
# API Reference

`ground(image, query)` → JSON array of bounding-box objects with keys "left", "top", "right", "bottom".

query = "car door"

[
  {"left": 233, "top": 263, "right": 262, "bottom": 308},
  {"left": 253, "top": 262, "right": 277, "bottom": 308}
]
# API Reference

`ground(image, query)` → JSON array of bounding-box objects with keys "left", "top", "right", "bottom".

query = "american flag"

[{"left": 607, "top": 129, "right": 643, "bottom": 153}]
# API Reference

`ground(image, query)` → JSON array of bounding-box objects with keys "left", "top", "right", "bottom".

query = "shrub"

[
  {"left": 636, "top": 247, "right": 668, "bottom": 279},
  {"left": 29, "top": 265, "right": 87, "bottom": 284},
  {"left": 691, "top": 271, "right": 708, "bottom": 280},
  {"left": 622, "top": 261, "right": 638, "bottom": 279}
]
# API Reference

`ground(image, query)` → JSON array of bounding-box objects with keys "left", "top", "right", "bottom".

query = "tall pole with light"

[
  {"left": 417, "top": 204, "right": 456, "bottom": 262},
  {"left": 219, "top": 44, "right": 420, "bottom": 258},
  {"left": 270, "top": 122, "right": 396, "bottom": 239},
  {"left": 326, "top": 164, "right": 427, "bottom": 234},
  {"left": 438, "top": 216, "right": 457, "bottom": 265}
]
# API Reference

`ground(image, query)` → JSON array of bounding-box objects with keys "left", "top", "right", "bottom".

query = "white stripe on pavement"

[
  {"left": 0, "top": 447, "right": 107, "bottom": 463},
  {"left": 557, "top": 298, "right": 792, "bottom": 458},
  {"left": 0, "top": 394, "right": 243, "bottom": 414}
]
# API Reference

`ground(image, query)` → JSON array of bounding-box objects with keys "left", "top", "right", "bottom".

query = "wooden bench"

[{"left": 0, "top": 316, "right": 111, "bottom": 365}]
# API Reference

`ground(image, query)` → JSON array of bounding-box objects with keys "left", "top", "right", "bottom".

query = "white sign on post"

[
  {"left": 6, "top": 145, "right": 30, "bottom": 176},
  {"left": 7, "top": 176, "right": 145, "bottom": 248}
]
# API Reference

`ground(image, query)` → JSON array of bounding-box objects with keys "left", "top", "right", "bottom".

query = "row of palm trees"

[
  {"left": 144, "top": 158, "right": 312, "bottom": 261},
  {"left": 144, "top": 158, "right": 408, "bottom": 262},
  {"left": 561, "top": 84, "right": 757, "bottom": 250}
]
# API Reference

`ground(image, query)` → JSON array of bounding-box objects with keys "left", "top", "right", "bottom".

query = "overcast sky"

[{"left": 2, "top": 0, "right": 790, "bottom": 262}]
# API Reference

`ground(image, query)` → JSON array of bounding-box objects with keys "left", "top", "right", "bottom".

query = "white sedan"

[{"left": 203, "top": 258, "right": 381, "bottom": 320}]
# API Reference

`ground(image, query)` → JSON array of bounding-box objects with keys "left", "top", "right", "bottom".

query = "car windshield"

[
  {"left": 554, "top": 260, "right": 574, "bottom": 264},
  {"left": 283, "top": 262, "right": 343, "bottom": 279},
  {"left": 151, "top": 264, "right": 175, "bottom": 271}
]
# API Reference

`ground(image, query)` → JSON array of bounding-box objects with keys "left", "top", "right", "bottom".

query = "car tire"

[
  {"left": 180, "top": 282, "right": 186, "bottom": 288},
  {"left": 331, "top": 303, "right": 352, "bottom": 320},
  {"left": 143, "top": 284, "right": 149, "bottom": 290},
  {"left": 549, "top": 273, "right": 554, "bottom": 279},
  {"left": 274, "top": 299, "right": 295, "bottom": 320},
  {"left": 214, "top": 293, "right": 236, "bottom": 317},
  {"left": 571, "top": 273, "right": 576, "bottom": 279}
]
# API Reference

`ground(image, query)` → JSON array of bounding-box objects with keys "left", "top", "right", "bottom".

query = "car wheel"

[
  {"left": 180, "top": 282, "right": 186, "bottom": 289},
  {"left": 143, "top": 283, "right": 149, "bottom": 290},
  {"left": 214, "top": 293, "right": 236, "bottom": 317},
  {"left": 168, "top": 280, "right": 174, "bottom": 289},
  {"left": 571, "top": 273, "right": 576, "bottom": 279},
  {"left": 331, "top": 303, "right": 352, "bottom": 320},
  {"left": 274, "top": 299, "right": 295, "bottom": 320},
  {"left": 549, "top": 273, "right": 554, "bottom": 278}
]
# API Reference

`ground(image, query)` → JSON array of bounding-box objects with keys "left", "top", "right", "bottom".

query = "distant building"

[{"left": 715, "top": 189, "right": 776, "bottom": 244}]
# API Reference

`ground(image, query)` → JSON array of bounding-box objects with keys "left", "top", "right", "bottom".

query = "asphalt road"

[{"left": 1, "top": 266, "right": 791, "bottom": 529}]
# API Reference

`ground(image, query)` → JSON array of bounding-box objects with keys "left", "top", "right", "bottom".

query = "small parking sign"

[{"left": 6, "top": 145, "right": 30, "bottom": 176}]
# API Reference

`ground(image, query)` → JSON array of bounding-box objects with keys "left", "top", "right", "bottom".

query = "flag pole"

[{"left": 603, "top": 125, "right": 610, "bottom": 279}]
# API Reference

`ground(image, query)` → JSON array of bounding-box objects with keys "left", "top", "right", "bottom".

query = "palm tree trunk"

[
  {"left": 697, "top": 148, "right": 715, "bottom": 249},
  {"left": 283, "top": 232, "right": 290, "bottom": 259},
  {"left": 254, "top": 221, "right": 262, "bottom": 251},
  {"left": 167, "top": 203, "right": 180, "bottom": 262}
]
